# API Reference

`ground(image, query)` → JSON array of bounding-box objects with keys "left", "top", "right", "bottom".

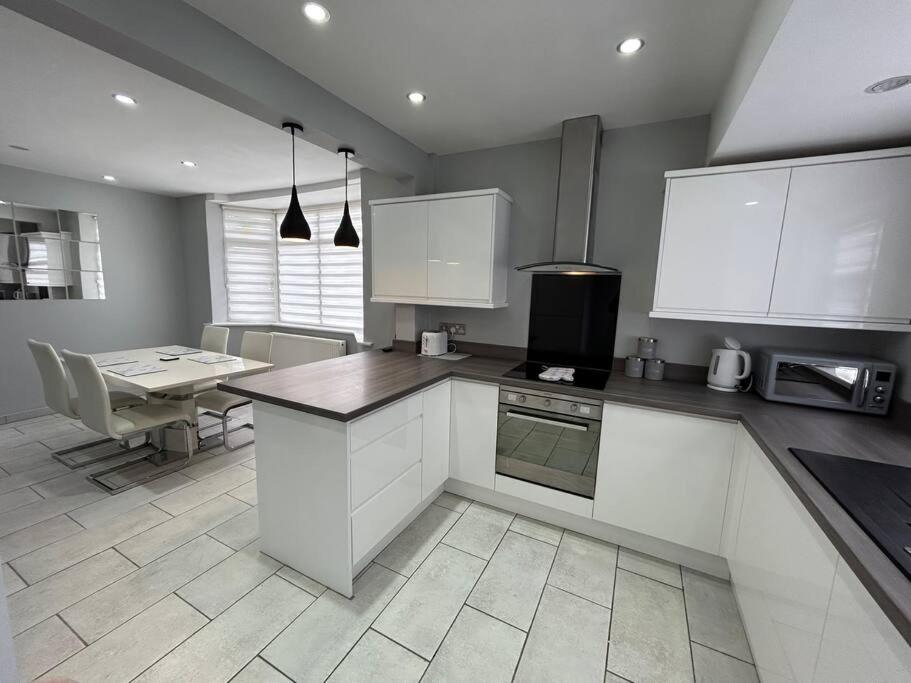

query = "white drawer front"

[
  {"left": 351, "top": 417, "right": 422, "bottom": 510},
  {"left": 350, "top": 394, "right": 423, "bottom": 452},
  {"left": 351, "top": 463, "right": 422, "bottom": 564}
]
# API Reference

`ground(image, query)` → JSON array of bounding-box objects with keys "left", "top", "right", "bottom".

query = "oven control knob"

[
  {"left": 873, "top": 395, "right": 884, "bottom": 403},
  {"left": 875, "top": 386, "right": 885, "bottom": 394},
  {"left": 570, "top": 403, "right": 579, "bottom": 412},
  {"left": 517, "top": 395, "right": 527, "bottom": 404}
]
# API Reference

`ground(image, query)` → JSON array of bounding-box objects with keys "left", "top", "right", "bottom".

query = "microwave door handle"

[
  {"left": 859, "top": 368, "right": 870, "bottom": 406},
  {"left": 504, "top": 410, "right": 589, "bottom": 432}
]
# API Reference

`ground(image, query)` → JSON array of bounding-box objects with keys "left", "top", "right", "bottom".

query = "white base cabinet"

[
  {"left": 370, "top": 189, "right": 512, "bottom": 308},
  {"left": 593, "top": 403, "right": 736, "bottom": 555},
  {"left": 421, "top": 381, "right": 451, "bottom": 498},
  {"left": 449, "top": 379, "right": 497, "bottom": 489}
]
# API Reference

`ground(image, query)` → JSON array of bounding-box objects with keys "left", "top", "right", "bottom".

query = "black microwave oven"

[{"left": 754, "top": 348, "right": 897, "bottom": 415}]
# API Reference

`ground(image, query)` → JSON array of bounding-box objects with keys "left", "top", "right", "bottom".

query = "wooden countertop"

[{"left": 219, "top": 349, "right": 911, "bottom": 643}]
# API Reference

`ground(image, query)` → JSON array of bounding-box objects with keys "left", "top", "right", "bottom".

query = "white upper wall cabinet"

[
  {"left": 370, "top": 189, "right": 511, "bottom": 308},
  {"left": 371, "top": 201, "right": 428, "bottom": 299},
  {"left": 651, "top": 146, "right": 911, "bottom": 331},
  {"left": 654, "top": 169, "right": 790, "bottom": 315},
  {"left": 769, "top": 156, "right": 911, "bottom": 323}
]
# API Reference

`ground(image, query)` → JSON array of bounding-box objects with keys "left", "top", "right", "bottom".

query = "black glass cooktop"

[
  {"left": 791, "top": 448, "right": 911, "bottom": 580},
  {"left": 503, "top": 361, "right": 611, "bottom": 391}
]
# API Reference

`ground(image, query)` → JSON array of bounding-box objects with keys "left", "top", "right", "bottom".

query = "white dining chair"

[
  {"left": 196, "top": 331, "right": 272, "bottom": 451},
  {"left": 28, "top": 339, "right": 145, "bottom": 466},
  {"left": 62, "top": 350, "right": 196, "bottom": 467},
  {"left": 200, "top": 325, "right": 230, "bottom": 354}
]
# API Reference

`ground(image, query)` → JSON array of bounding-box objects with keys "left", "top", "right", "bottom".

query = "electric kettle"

[{"left": 707, "top": 337, "right": 751, "bottom": 392}]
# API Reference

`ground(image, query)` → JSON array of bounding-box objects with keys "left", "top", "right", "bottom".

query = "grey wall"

[
  {"left": 424, "top": 116, "right": 898, "bottom": 368},
  {"left": 0, "top": 163, "right": 189, "bottom": 419},
  {"left": 360, "top": 168, "right": 416, "bottom": 348},
  {"left": 178, "top": 195, "right": 213, "bottom": 344},
  {"left": 424, "top": 137, "right": 561, "bottom": 347}
]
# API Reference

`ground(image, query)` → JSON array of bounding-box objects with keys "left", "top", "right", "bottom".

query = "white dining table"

[{"left": 91, "top": 346, "right": 272, "bottom": 453}]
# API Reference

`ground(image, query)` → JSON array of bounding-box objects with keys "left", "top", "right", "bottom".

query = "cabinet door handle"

[{"left": 504, "top": 410, "right": 589, "bottom": 431}]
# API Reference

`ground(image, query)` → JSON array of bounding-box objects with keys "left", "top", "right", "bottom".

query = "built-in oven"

[{"left": 496, "top": 385, "right": 602, "bottom": 499}]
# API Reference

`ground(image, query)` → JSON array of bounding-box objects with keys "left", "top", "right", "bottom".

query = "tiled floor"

[{"left": 0, "top": 411, "right": 758, "bottom": 682}]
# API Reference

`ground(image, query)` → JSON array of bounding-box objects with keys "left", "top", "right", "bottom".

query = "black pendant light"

[
  {"left": 334, "top": 147, "right": 360, "bottom": 248},
  {"left": 279, "top": 122, "right": 311, "bottom": 240}
]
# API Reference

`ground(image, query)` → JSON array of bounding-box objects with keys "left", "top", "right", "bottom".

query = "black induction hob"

[
  {"left": 790, "top": 448, "right": 911, "bottom": 579},
  {"left": 503, "top": 361, "right": 611, "bottom": 391}
]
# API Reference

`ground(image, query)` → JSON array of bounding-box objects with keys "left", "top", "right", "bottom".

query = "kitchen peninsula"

[{"left": 220, "top": 349, "right": 911, "bottom": 667}]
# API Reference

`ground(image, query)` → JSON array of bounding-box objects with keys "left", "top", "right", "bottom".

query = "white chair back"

[
  {"left": 240, "top": 331, "right": 273, "bottom": 364},
  {"left": 27, "top": 339, "right": 77, "bottom": 419},
  {"left": 61, "top": 350, "right": 116, "bottom": 438},
  {"left": 201, "top": 325, "right": 229, "bottom": 354},
  {"left": 269, "top": 333, "right": 346, "bottom": 370}
]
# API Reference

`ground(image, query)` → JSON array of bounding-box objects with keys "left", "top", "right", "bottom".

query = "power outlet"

[{"left": 439, "top": 322, "right": 466, "bottom": 336}]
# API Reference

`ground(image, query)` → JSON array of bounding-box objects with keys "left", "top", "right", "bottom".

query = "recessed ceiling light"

[
  {"left": 407, "top": 91, "right": 427, "bottom": 105},
  {"left": 617, "top": 37, "right": 644, "bottom": 55},
  {"left": 0, "top": 201, "right": 8, "bottom": 205},
  {"left": 112, "top": 93, "right": 137, "bottom": 106},
  {"left": 302, "top": 2, "right": 330, "bottom": 24},
  {"left": 102, "top": 175, "right": 117, "bottom": 182},
  {"left": 180, "top": 160, "right": 198, "bottom": 168},
  {"left": 9, "top": 144, "right": 29, "bottom": 151},
  {"left": 865, "top": 75, "right": 911, "bottom": 94},
  {"left": 745, "top": 201, "right": 759, "bottom": 206}
]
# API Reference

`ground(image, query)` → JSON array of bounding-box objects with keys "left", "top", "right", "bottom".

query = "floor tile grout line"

[
  {"left": 368, "top": 497, "right": 495, "bottom": 679},
  {"left": 45, "top": 591, "right": 207, "bottom": 678},
  {"left": 56, "top": 611, "right": 89, "bottom": 647},
  {"left": 11, "top": 499, "right": 246, "bottom": 589},
  {"left": 679, "top": 563, "right": 698, "bottom": 682},
  {"left": 690, "top": 639, "right": 757, "bottom": 667},
  {"left": 604, "top": 542, "right": 620, "bottom": 677},
  {"left": 615, "top": 563, "right": 684, "bottom": 591},
  {"left": 125, "top": 592, "right": 214, "bottom": 680},
  {"left": 369, "top": 626, "right": 432, "bottom": 662},
  {"left": 461, "top": 601, "right": 528, "bottom": 635},
  {"left": 52, "top": 533, "right": 238, "bottom": 647},
  {"left": 545, "top": 582, "right": 614, "bottom": 611},
  {"left": 5, "top": 561, "right": 27, "bottom": 590},
  {"left": 509, "top": 521, "right": 562, "bottom": 683}
]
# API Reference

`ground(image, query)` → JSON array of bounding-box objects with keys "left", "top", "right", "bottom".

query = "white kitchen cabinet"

[
  {"left": 421, "top": 381, "right": 451, "bottom": 498},
  {"left": 651, "top": 146, "right": 911, "bottom": 331},
  {"left": 654, "top": 168, "right": 790, "bottom": 315},
  {"left": 769, "top": 156, "right": 911, "bottom": 324},
  {"left": 428, "top": 195, "right": 495, "bottom": 302},
  {"left": 720, "top": 424, "right": 757, "bottom": 559},
  {"left": 449, "top": 379, "right": 497, "bottom": 489},
  {"left": 371, "top": 201, "right": 428, "bottom": 299},
  {"left": 813, "top": 558, "right": 911, "bottom": 682},
  {"left": 370, "top": 189, "right": 511, "bottom": 308},
  {"left": 730, "top": 434, "right": 839, "bottom": 682},
  {"left": 592, "top": 403, "right": 736, "bottom": 555}
]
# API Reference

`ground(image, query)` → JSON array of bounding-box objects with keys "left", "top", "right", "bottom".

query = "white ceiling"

[
  {"left": 0, "top": 7, "right": 356, "bottom": 197},
  {"left": 712, "top": 0, "right": 911, "bottom": 163},
  {"left": 184, "top": 0, "right": 757, "bottom": 155}
]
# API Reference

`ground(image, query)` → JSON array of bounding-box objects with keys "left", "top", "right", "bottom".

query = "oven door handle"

[
  {"left": 504, "top": 410, "right": 589, "bottom": 431},
  {"left": 859, "top": 367, "right": 871, "bottom": 407}
]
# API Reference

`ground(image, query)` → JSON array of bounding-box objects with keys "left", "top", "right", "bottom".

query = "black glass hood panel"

[{"left": 525, "top": 271, "right": 621, "bottom": 371}]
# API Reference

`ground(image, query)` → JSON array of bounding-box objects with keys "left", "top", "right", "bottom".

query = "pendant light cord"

[
  {"left": 344, "top": 152, "right": 348, "bottom": 202},
  {"left": 290, "top": 128, "right": 296, "bottom": 189}
]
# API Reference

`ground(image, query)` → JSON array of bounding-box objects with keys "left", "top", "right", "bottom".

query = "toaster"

[{"left": 421, "top": 330, "right": 449, "bottom": 356}]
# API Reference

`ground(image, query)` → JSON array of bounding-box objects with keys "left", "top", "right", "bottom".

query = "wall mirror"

[{"left": 0, "top": 200, "right": 105, "bottom": 301}]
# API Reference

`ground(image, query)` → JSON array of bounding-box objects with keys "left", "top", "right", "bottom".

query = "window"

[{"left": 222, "top": 201, "right": 364, "bottom": 339}]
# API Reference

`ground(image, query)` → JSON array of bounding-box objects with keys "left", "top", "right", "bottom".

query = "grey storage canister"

[
  {"left": 637, "top": 337, "right": 658, "bottom": 359},
  {"left": 625, "top": 355, "right": 645, "bottom": 378},
  {"left": 645, "top": 358, "right": 666, "bottom": 381}
]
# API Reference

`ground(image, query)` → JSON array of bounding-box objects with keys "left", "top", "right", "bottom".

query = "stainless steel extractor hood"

[{"left": 517, "top": 115, "right": 619, "bottom": 274}]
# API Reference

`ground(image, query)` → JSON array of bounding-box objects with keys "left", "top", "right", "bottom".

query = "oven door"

[
  {"left": 769, "top": 359, "right": 868, "bottom": 410},
  {"left": 495, "top": 403, "right": 601, "bottom": 499}
]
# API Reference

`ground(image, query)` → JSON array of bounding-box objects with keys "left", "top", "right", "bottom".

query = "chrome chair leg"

[{"left": 201, "top": 403, "right": 254, "bottom": 451}]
